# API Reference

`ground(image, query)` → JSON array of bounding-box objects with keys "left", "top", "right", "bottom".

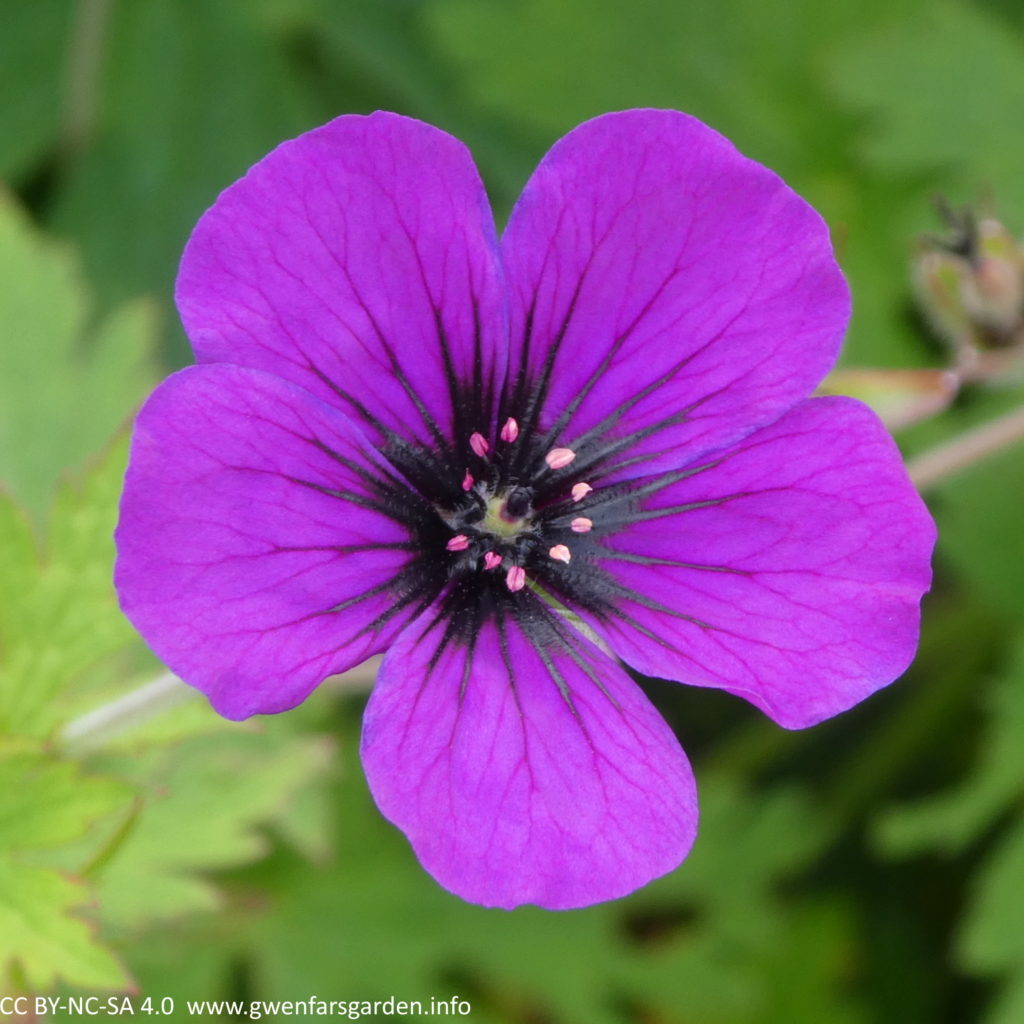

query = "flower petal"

[
  {"left": 581, "top": 397, "right": 935, "bottom": 728},
  {"left": 177, "top": 112, "right": 507, "bottom": 451},
  {"left": 361, "top": 600, "right": 698, "bottom": 909},
  {"left": 500, "top": 109, "right": 849, "bottom": 483},
  {"left": 115, "top": 364, "right": 429, "bottom": 719}
]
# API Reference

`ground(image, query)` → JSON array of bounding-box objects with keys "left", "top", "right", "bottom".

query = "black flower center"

[{"left": 357, "top": 398, "right": 630, "bottom": 649}]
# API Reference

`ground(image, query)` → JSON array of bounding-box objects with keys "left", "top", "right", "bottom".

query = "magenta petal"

[
  {"left": 362, "top": 604, "right": 698, "bottom": 909},
  {"left": 115, "top": 365, "right": 423, "bottom": 719},
  {"left": 584, "top": 397, "right": 936, "bottom": 728},
  {"left": 501, "top": 109, "right": 849, "bottom": 482},
  {"left": 176, "top": 112, "right": 507, "bottom": 449}
]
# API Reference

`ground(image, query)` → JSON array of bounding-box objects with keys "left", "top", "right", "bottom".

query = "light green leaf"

[
  {"left": 0, "top": 436, "right": 140, "bottom": 739},
  {"left": 0, "top": 862, "right": 128, "bottom": 991},
  {"left": 0, "top": 746, "right": 130, "bottom": 854},
  {"left": 94, "top": 725, "right": 334, "bottom": 932},
  {"left": 0, "top": 745, "right": 133, "bottom": 992},
  {"left": 0, "top": 190, "right": 158, "bottom": 523}
]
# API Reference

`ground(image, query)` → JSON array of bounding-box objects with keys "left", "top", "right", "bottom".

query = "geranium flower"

[{"left": 115, "top": 110, "right": 935, "bottom": 909}]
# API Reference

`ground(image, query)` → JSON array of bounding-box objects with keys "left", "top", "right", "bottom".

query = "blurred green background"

[{"left": 3, "top": 0, "right": 1024, "bottom": 1021}]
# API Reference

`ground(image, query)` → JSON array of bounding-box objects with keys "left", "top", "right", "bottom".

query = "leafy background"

[{"left": 2, "top": 0, "right": 1024, "bottom": 1020}]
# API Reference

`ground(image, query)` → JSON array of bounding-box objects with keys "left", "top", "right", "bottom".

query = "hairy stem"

[
  {"left": 907, "top": 404, "right": 1024, "bottom": 490},
  {"left": 60, "top": 672, "right": 197, "bottom": 753}
]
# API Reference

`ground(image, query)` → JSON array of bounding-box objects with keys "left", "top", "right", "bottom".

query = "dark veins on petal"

[{"left": 288, "top": 293, "right": 728, "bottom": 655}]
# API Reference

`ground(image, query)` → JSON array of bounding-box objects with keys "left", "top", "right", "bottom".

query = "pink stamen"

[
  {"left": 571, "top": 482, "right": 593, "bottom": 502},
  {"left": 549, "top": 544, "right": 572, "bottom": 563},
  {"left": 570, "top": 517, "right": 593, "bottom": 533},
  {"left": 506, "top": 565, "right": 526, "bottom": 592},
  {"left": 446, "top": 534, "right": 470, "bottom": 552},
  {"left": 469, "top": 432, "right": 490, "bottom": 457},
  {"left": 462, "top": 469, "right": 474, "bottom": 491},
  {"left": 545, "top": 447, "right": 576, "bottom": 470},
  {"left": 483, "top": 551, "right": 503, "bottom": 570},
  {"left": 500, "top": 417, "right": 519, "bottom": 442}
]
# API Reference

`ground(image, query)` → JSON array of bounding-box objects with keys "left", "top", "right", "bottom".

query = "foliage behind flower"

[{"left": 114, "top": 110, "right": 935, "bottom": 909}]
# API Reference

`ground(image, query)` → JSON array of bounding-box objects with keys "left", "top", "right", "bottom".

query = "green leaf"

[
  {"left": 50, "top": 0, "right": 316, "bottom": 352},
  {"left": 829, "top": 0, "right": 1024, "bottom": 222},
  {"left": 927, "top": 392, "right": 1024, "bottom": 613},
  {"left": 0, "top": 0, "right": 70, "bottom": 181},
  {"left": 0, "top": 436, "right": 141, "bottom": 739},
  {"left": 0, "top": 862, "right": 128, "bottom": 991},
  {"left": 876, "top": 633, "right": 1024, "bottom": 857},
  {"left": 0, "top": 190, "right": 158, "bottom": 523},
  {"left": 0, "top": 745, "right": 133, "bottom": 992},
  {"left": 93, "top": 724, "right": 334, "bottom": 932},
  {"left": 425, "top": 0, "right": 928, "bottom": 188},
  {"left": 238, "top": 705, "right": 845, "bottom": 1024},
  {"left": 961, "top": 817, "right": 1024, "bottom": 974},
  {"left": 0, "top": 745, "right": 130, "bottom": 854}
]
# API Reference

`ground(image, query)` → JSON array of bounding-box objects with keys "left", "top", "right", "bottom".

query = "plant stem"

[
  {"left": 907, "top": 404, "right": 1024, "bottom": 490},
  {"left": 60, "top": 672, "right": 196, "bottom": 753},
  {"left": 61, "top": 0, "right": 115, "bottom": 157}
]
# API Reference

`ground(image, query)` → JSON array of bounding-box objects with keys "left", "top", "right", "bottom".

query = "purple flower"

[{"left": 115, "top": 110, "right": 935, "bottom": 909}]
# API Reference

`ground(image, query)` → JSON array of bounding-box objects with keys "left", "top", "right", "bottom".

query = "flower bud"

[{"left": 913, "top": 202, "right": 1024, "bottom": 357}]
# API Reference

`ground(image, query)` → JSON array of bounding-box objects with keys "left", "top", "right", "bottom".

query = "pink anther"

[
  {"left": 505, "top": 565, "right": 526, "bottom": 592},
  {"left": 545, "top": 447, "right": 576, "bottom": 470}
]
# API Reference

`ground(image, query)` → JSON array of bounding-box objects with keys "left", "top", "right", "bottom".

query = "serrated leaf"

[
  {"left": 0, "top": 862, "right": 129, "bottom": 991},
  {"left": 93, "top": 726, "right": 334, "bottom": 932},
  {"left": 0, "top": 746, "right": 133, "bottom": 993},
  {"left": 0, "top": 190, "right": 158, "bottom": 523},
  {"left": 0, "top": 747, "right": 130, "bottom": 854},
  {"left": 0, "top": 437, "right": 140, "bottom": 739}
]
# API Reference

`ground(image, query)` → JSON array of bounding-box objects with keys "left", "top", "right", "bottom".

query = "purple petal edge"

[
  {"left": 176, "top": 111, "right": 508, "bottom": 453},
  {"left": 501, "top": 108, "right": 850, "bottom": 483},
  {"left": 583, "top": 396, "right": 936, "bottom": 729},
  {"left": 115, "top": 363, "right": 418, "bottom": 720},
  {"left": 361, "top": 602, "right": 698, "bottom": 909}
]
